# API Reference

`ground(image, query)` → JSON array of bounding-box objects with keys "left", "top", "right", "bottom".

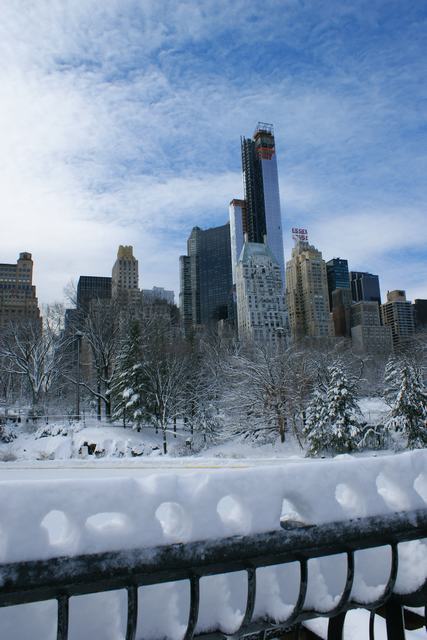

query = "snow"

[
  {"left": 304, "top": 609, "right": 427, "bottom": 639},
  {"left": 0, "top": 449, "right": 425, "bottom": 564},
  {"left": 358, "top": 397, "right": 389, "bottom": 424},
  {"left": 0, "top": 414, "right": 426, "bottom": 638}
]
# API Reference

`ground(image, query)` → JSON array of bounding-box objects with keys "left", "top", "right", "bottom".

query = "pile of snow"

[
  {"left": 0, "top": 423, "right": 17, "bottom": 444},
  {"left": 0, "top": 422, "right": 179, "bottom": 462},
  {"left": 0, "top": 450, "right": 426, "bottom": 639},
  {"left": 34, "top": 422, "right": 83, "bottom": 439}
]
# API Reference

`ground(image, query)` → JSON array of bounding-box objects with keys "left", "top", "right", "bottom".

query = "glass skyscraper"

[
  {"left": 230, "top": 123, "right": 285, "bottom": 286},
  {"left": 179, "top": 223, "right": 233, "bottom": 333},
  {"left": 350, "top": 271, "right": 381, "bottom": 305},
  {"left": 326, "top": 258, "right": 350, "bottom": 310},
  {"left": 77, "top": 276, "right": 112, "bottom": 312}
]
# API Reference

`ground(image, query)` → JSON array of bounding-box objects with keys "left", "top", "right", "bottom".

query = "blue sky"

[{"left": 0, "top": 0, "right": 426, "bottom": 304}]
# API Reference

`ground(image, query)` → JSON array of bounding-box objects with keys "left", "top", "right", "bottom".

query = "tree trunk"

[
  {"left": 173, "top": 416, "right": 176, "bottom": 438},
  {"left": 279, "top": 415, "right": 285, "bottom": 443},
  {"left": 97, "top": 380, "right": 102, "bottom": 421},
  {"left": 104, "top": 367, "right": 111, "bottom": 421},
  {"left": 162, "top": 425, "right": 167, "bottom": 454},
  {"left": 190, "top": 401, "right": 194, "bottom": 435},
  {"left": 105, "top": 396, "right": 111, "bottom": 421}
]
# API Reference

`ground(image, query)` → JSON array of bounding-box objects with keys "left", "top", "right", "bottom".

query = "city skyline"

[{"left": 0, "top": 1, "right": 426, "bottom": 304}]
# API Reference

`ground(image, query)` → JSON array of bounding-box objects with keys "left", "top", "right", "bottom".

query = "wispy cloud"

[{"left": 0, "top": 0, "right": 425, "bottom": 303}]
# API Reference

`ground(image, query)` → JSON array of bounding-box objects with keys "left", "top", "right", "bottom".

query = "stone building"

[
  {"left": 381, "top": 290, "right": 415, "bottom": 348},
  {"left": 0, "top": 252, "right": 41, "bottom": 331},
  {"left": 286, "top": 241, "right": 334, "bottom": 340},
  {"left": 350, "top": 301, "right": 393, "bottom": 354},
  {"left": 112, "top": 245, "right": 140, "bottom": 304},
  {"left": 236, "top": 239, "right": 287, "bottom": 345}
]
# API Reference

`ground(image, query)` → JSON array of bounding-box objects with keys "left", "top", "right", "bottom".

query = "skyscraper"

[
  {"left": 179, "top": 224, "right": 232, "bottom": 333},
  {"left": 230, "top": 123, "right": 285, "bottom": 285},
  {"left": 77, "top": 276, "right": 112, "bottom": 313},
  {"left": 350, "top": 301, "right": 393, "bottom": 355},
  {"left": 112, "top": 245, "right": 139, "bottom": 303},
  {"left": 381, "top": 290, "right": 415, "bottom": 348},
  {"left": 414, "top": 299, "right": 427, "bottom": 329},
  {"left": 179, "top": 255, "right": 192, "bottom": 333},
  {"left": 229, "top": 199, "right": 246, "bottom": 285},
  {"left": 326, "top": 258, "right": 350, "bottom": 310},
  {"left": 236, "top": 239, "right": 287, "bottom": 345},
  {"left": 0, "top": 252, "right": 41, "bottom": 330},
  {"left": 350, "top": 271, "right": 381, "bottom": 304},
  {"left": 286, "top": 240, "right": 334, "bottom": 340},
  {"left": 331, "top": 288, "right": 352, "bottom": 337}
]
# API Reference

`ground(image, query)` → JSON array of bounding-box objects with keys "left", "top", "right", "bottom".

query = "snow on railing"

[{"left": 0, "top": 450, "right": 426, "bottom": 638}]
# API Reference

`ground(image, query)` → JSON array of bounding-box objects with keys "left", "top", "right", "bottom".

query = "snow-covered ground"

[{"left": 0, "top": 396, "right": 391, "bottom": 470}]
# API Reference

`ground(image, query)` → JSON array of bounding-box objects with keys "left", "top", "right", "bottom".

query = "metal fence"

[{"left": 0, "top": 509, "right": 426, "bottom": 640}]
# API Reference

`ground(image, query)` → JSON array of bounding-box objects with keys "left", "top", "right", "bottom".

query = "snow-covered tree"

[
  {"left": 384, "top": 362, "right": 427, "bottom": 449},
  {"left": 0, "top": 307, "right": 67, "bottom": 416},
  {"left": 325, "top": 364, "right": 363, "bottom": 453},
  {"left": 303, "top": 389, "right": 328, "bottom": 456},
  {"left": 383, "top": 357, "right": 400, "bottom": 406},
  {"left": 135, "top": 321, "right": 190, "bottom": 454},
  {"left": 304, "top": 363, "right": 363, "bottom": 456},
  {"left": 110, "top": 322, "right": 144, "bottom": 428},
  {"left": 221, "top": 344, "right": 291, "bottom": 444},
  {"left": 67, "top": 298, "right": 121, "bottom": 420}
]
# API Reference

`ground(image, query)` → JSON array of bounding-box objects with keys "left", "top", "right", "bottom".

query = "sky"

[{"left": 0, "top": 0, "right": 426, "bottom": 305}]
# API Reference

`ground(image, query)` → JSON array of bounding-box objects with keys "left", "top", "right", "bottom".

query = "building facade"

[
  {"left": 326, "top": 258, "right": 350, "bottom": 310},
  {"left": 179, "top": 224, "right": 233, "bottom": 333},
  {"left": 413, "top": 299, "right": 427, "bottom": 330},
  {"left": 229, "top": 199, "right": 246, "bottom": 285},
  {"left": 0, "top": 252, "right": 41, "bottom": 330},
  {"left": 331, "top": 288, "right": 352, "bottom": 337},
  {"left": 286, "top": 241, "right": 334, "bottom": 340},
  {"left": 350, "top": 301, "right": 393, "bottom": 354},
  {"left": 142, "top": 287, "right": 174, "bottom": 305},
  {"left": 236, "top": 240, "right": 287, "bottom": 345},
  {"left": 77, "top": 276, "right": 112, "bottom": 312},
  {"left": 112, "top": 246, "right": 140, "bottom": 303},
  {"left": 230, "top": 123, "right": 285, "bottom": 285},
  {"left": 179, "top": 255, "right": 192, "bottom": 333},
  {"left": 350, "top": 271, "right": 381, "bottom": 304},
  {"left": 381, "top": 290, "right": 415, "bottom": 348}
]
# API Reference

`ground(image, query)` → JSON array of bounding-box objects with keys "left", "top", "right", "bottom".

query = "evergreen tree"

[
  {"left": 304, "top": 364, "right": 363, "bottom": 456},
  {"left": 110, "top": 322, "right": 145, "bottom": 428},
  {"left": 383, "top": 357, "right": 400, "bottom": 406},
  {"left": 303, "top": 389, "right": 328, "bottom": 456},
  {"left": 325, "top": 364, "right": 363, "bottom": 453},
  {"left": 384, "top": 363, "right": 427, "bottom": 449}
]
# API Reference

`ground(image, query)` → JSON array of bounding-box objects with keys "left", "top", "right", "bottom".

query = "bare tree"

[
  {"left": 73, "top": 299, "right": 121, "bottom": 420},
  {"left": 140, "top": 337, "right": 189, "bottom": 454},
  {"left": 182, "top": 333, "right": 233, "bottom": 445},
  {"left": 0, "top": 306, "right": 68, "bottom": 416},
  {"left": 221, "top": 344, "right": 294, "bottom": 443}
]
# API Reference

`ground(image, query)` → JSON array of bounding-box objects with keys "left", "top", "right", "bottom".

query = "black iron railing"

[{"left": 0, "top": 509, "right": 426, "bottom": 640}]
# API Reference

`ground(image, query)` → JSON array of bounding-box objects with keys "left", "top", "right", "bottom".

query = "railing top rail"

[{"left": 1, "top": 508, "right": 426, "bottom": 608}]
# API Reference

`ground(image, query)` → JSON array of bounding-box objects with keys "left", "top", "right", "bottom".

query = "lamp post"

[{"left": 75, "top": 331, "right": 83, "bottom": 421}]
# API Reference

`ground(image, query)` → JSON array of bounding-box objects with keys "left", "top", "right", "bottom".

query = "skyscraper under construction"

[{"left": 230, "top": 123, "right": 285, "bottom": 285}]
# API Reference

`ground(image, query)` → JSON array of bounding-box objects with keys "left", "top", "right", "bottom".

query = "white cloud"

[{"left": 0, "top": 0, "right": 425, "bottom": 306}]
